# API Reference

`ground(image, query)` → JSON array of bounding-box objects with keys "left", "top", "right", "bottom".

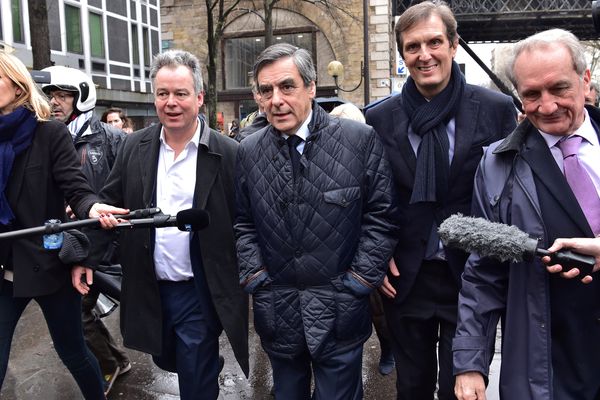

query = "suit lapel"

[
  {"left": 6, "top": 147, "right": 29, "bottom": 209},
  {"left": 450, "top": 91, "right": 478, "bottom": 183},
  {"left": 391, "top": 100, "right": 417, "bottom": 176},
  {"left": 521, "top": 130, "right": 591, "bottom": 234},
  {"left": 139, "top": 125, "right": 161, "bottom": 207},
  {"left": 193, "top": 128, "right": 221, "bottom": 210}
]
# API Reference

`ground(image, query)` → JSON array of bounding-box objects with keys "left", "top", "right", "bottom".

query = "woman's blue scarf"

[{"left": 0, "top": 107, "right": 37, "bottom": 225}]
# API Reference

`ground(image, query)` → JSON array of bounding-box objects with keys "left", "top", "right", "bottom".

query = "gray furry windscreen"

[{"left": 438, "top": 214, "right": 531, "bottom": 262}]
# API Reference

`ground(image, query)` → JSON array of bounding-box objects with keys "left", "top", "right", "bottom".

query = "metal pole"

[
  {"left": 458, "top": 37, "right": 522, "bottom": 112},
  {"left": 363, "top": 0, "right": 370, "bottom": 106}
]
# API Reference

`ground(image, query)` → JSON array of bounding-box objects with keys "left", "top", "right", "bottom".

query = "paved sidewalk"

[{"left": 1, "top": 301, "right": 502, "bottom": 399}]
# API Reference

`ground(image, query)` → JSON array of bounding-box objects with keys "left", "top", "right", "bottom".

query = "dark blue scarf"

[
  {"left": 0, "top": 107, "right": 37, "bottom": 225},
  {"left": 402, "top": 61, "right": 465, "bottom": 204}
]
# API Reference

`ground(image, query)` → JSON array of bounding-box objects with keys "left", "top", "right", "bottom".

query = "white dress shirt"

[
  {"left": 284, "top": 110, "right": 312, "bottom": 154},
  {"left": 153, "top": 121, "right": 200, "bottom": 281}
]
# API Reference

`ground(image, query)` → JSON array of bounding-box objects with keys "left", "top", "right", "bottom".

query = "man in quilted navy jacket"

[{"left": 235, "top": 43, "right": 400, "bottom": 400}]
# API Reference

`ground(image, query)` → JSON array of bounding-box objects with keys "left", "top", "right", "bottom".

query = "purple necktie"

[{"left": 557, "top": 135, "right": 600, "bottom": 235}]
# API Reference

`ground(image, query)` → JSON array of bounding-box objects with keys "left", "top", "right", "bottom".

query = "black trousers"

[
  {"left": 268, "top": 343, "right": 363, "bottom": 400},
  {"left": 383, "top": 260, "right": 459, "bottom": 400},
  {"left": 81, "top": 286, "right": 130, "bottom": 375}
]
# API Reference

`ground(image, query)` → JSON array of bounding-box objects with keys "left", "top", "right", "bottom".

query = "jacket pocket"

[
  {"left": 252, "top": 288, "right": 275, "bottom": 341},
  {"left": 334, "top": 287, "right": 370, "bottom": 341},
  {"left": 323, "top": 186, "right": 361, "bottom": 207}
]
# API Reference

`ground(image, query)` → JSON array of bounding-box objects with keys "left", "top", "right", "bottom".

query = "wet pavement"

[{"left": 0, "top": 302, "right": 500, "bottom": 399}]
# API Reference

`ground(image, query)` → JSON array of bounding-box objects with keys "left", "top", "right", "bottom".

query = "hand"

[
  {"left": 379, "top": 258, "right": 400, "bottom": 299},
  {"left": 543, "top": 237, "right": 600, "bottom": 284},
  {"left": 455, "top": 371, "right": 486, "bottom": 400},
  {"left": 65, "top": 205, "right": 75, "bottom": 220},
  {"left": 89, "top": 203, "right": 129, "bottom": 229},
  {"left": 71, "top": 265, "right": 94, "bottom": 295}
]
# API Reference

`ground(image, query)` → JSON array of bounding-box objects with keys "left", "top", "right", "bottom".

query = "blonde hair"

[{"left": 0, "top": 52, "right": 51, "bottom": 120}]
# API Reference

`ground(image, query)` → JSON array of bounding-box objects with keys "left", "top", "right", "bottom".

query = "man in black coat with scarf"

[{"left": 365, "top": 2, "right": 517, "bottom": 399}]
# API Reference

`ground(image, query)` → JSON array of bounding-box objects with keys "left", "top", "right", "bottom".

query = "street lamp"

[
  {"left": 327, "top": 0, "right": 369, "bottom": 105},
  {"left": 327, "top": 60, "right": 364, "bottom": 93}
]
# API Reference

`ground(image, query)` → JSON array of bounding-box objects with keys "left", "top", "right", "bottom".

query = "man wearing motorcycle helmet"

[{"left": 41, "top": 66, "right": 130, "bottom": 395}]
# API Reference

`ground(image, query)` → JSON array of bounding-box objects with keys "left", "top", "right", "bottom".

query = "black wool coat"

[
  {"left": 3, "top": 119, "right": 98, "bottom": 297},
  {"left": 98, "top": 122, "right": 249, "bottom": 376}
]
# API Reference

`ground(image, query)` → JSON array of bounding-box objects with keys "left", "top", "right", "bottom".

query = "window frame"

[
  {"left": 220, "top": 26, "right": 318, "bottom": 93},
  {"left": 65, "top": 4, "right": 83, "bottom": 54},
  {"left": 89, "top": 11, "right": 104, "bottom": 58}
]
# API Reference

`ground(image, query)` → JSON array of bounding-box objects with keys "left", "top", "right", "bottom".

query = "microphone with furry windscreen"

[{"left": 438, "top": 214, "right": 595, "bottom": 276}]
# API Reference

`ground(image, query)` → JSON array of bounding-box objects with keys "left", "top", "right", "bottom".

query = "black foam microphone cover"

[{"left": 176, "top": 209, "right": 210, "bottom": 232}]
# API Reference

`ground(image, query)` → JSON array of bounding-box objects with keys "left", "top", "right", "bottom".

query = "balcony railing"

[{"left": 395, "top": 0, "right": 598, "bottom": 42}]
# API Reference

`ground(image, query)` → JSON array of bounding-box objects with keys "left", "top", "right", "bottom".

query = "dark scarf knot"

[
  {"left": 0, "top": 107, "right": 38, "bottom": 225},
  {"left": 402, "top": 61, "right": 465, "bottom": 204}
]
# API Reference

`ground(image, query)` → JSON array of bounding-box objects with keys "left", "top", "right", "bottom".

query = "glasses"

[{"left": 48, "top": 92, "right": 74, "bottom": 103}]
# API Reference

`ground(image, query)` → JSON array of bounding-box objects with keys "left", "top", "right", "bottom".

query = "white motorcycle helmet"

[{"left": 41, "top": 66, "right": 96, "bottom": 114}]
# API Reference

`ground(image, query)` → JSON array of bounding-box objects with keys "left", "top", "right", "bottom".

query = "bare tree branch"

[
  {"left": 583, "top": 41, "right": 600, "bottom": 81},
  {"left": 204, "top": 0, "right": 242, "bottom": 129}
]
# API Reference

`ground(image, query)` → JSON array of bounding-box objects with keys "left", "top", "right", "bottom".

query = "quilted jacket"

[
  {"left": 74, "top": 115, "right": 124, "bottom": 193},
  {"left": 235, "top": 103, "right": 399, "bottom": 359}
]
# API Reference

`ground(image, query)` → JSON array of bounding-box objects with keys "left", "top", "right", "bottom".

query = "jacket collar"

[
  {"left": 139, "top": 122, "right": 221, "bottom": 210},
  {"left": 494, "top": 105, "right": 600, "bottom": 155},
  {"left": 307, "top": 100, "right": 329, "bottom": 136},
  {"left": 268, "top": 100, "right": 329, "bottom": 143},
  {"left": 493, "top": 118, "right": 535, "bottom": 155}
]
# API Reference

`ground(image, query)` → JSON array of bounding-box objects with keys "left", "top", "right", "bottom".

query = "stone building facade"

[{"left": 161, "top": 0, "right": 397, "bottom": 129}]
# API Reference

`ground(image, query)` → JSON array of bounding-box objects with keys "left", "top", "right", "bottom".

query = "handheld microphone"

[
  {"left": 115, "top": 209, "right": 210, "bottom": 232},
  {"left": 438, "top": 214, "right": 596, "bottom": 276},
  {"left": 0, "top": 207, "right": 163, "bottom": 241}
]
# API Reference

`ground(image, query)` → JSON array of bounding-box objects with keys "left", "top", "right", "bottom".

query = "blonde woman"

[{"left": 0, "top": 53, "right": 105, "bottom": 399}]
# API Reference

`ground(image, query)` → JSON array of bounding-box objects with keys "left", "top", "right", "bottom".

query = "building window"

[
  {"left": 89, "top": 12, "right": 104, "bottom": 58},
  {"left": 11, "top": 0, "right": 23, "bottom": 43},
  {"left": 48, "top": 1, "right": 61, "bottom": 50},
  {"left": 131, "top": 24, "right": 140, "bottom": 64},
  {"left": 65, "top": 5, "right": 83, "bottom": 54},
  {"left": 107, "top": 16, "right": 129, "bottom": 63},
  {"left": 224, "top": 32, "right": 314, "bottom": 90},
  {"left": 143, "top": 27, "right": 150, "bottom": 66}
]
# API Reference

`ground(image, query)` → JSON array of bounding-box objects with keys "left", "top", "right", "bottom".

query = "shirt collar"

[
  {"left": 159, "top": 117, "right": 202, "bottom": 149},
  {"left": 283, "top": 110, "right": 312, "bottom": 141},
  {"left": 539, "top": 109, "right": 599, "bottom": 148}
]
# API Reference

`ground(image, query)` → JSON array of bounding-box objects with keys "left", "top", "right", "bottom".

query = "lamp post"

[
  {"left": 326, "top": 0, "right": 370, "bottom": 105},
  {"left": 326, "top": 60, "right": 364, "bottom": 93},
  {"left": 362, "top": 0, "right": 370, "bottom": 105}
]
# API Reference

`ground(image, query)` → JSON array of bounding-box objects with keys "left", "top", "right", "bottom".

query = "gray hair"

[
  {"left": 150, "top": 50, "right": 204, "bottom": 94},
  {"left": 505, "top": 29, "right": 587, "bottom": 89},
  {"left": 252, "top": 43, "right": 316, "bottom": 87},
  {"left": 330, "top": 103, "right": 365, "bottom": 123}
]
